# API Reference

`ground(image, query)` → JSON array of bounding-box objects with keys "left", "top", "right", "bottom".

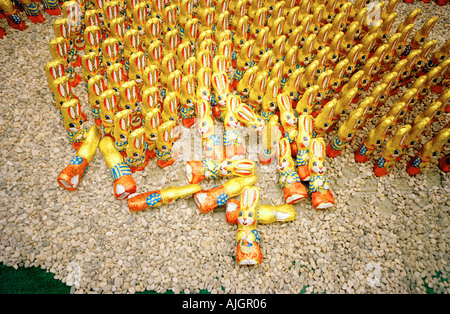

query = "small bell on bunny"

[
  {"left": 127, "top": 184, "right": 203, "bottom": 212},
  {"left": 185, "top": 159, "right": 256, "bottom": 185},
  {"left": 234, "top": 186, "right": 263, "bottom": 266},
  {"left": 277, "top": 137, "right": 308, "bottom": 205},
  {"left": 57, "top": 126, "right": 101, "bottom": 191},
  {"left": 308, "top": 138, "right": 334, "bottom": 209}
]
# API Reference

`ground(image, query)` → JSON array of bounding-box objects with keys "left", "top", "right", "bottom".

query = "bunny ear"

[
  {"left": 259, "top": 77, "right": 267, "bottom": 91},
  {"left": 186, "top": 80, "right": 193, "bottom": 95},
  {"left": 235, "top": 160, "right": 254, "bottom": 176},
  {"left": 240, "top": 19, "right": 248, "bottom": 36},
  {"left": 272, "top": 82, "right": 279, "bottom": 98},
  {"left": 163, "top": 130, "right": 169, "bottom": 142},
  {"left": 104, "top": 97, "right": 111, "bottom": 111},
  {"left": 307, "top": 116, "right": 313, "bottom": 134},
  {"left": 111, "top": 94, "right": 117, "bottom": 109},
  {"left": 228, "top": 96, "right": 240, "bottom": 112},
  {"left": 132, "top": 85, "right": 138, "bottom": 99},
  {"left": 119, "top": 117, "right": 127, "bottom": 130},
  {"left": 241, "top": 187, "right": 249, "bottom": 207},
  {"left": 236, "top": 104, "right": 254, "bottom": 123},
  {"left": 150, "top": 115, "right": 157, "bottom": 129},
  {"left": 202, "top": 69, "right": 211, "bottom": 87},
  {"left": 307, "top": 87, "right": 317, "bottom": 104},
  {"left": 311, "top": 140, "right": 319, "bottom": 158},
  {"left": 352, "top": 48, "right": 360, "bottom": 64},
  {"left": 319, "top": 140, "right": 325, "bottom": 157},
  {"left": 170, "top": 97, "right": 177, "bottom": 112},
  {"left": 76, "top": 102, "right": 81, "bottom": 117},
  {"left": 248, "top": 187, "right": 259, "bottom": 208},
  {"left": 279, "top": 137, "right": 290, "bottom": 156},
  {"left": 198, "top": 101, "right": 207, "bottom": 118},
  {"left": 134, "top": 137, "right": 140, "bottom": 149},
  {"left": 279, "top": 94, "right": 291, "bottom": 111},
  {"left": 321, "top": 74, "right": 330, "bottom": 89},
  {"left": 58, "top": 82, "right": 66, "bottom": 98},
  {"left": 221, "top": 13, "right": 229, "bottom": 30},
  {"left": 68, "top": 106, "right": 76, "bottom": 119},
  {"left": 56, "top": 63, "right": 64, "bottom": 78},
  {"left": 247, "top": 73, "right": 256, "bottom": 85}
]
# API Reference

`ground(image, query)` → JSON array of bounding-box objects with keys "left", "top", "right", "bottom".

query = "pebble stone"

[{"left": 0, "top": 1, "right": 449, "bottom": 294}]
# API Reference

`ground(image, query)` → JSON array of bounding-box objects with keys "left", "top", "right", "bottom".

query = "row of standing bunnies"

[{"left": 44, "top": 0, "right": 449, "bottom": 265}]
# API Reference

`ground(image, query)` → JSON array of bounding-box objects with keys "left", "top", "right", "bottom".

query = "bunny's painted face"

[
  {"left": 277, "top": 157, "right": 290, "bottom": 172},
  {"left": 311, "top": 161, "right": 326, "bottom": 175},
  {"left": 238, "top": 210, "right": 255, "bottom": 227}
]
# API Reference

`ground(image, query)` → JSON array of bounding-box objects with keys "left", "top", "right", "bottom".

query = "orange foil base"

[
  {"left": 127, "top": 190, "right": 161, "bottom": 212},
  {"left": 186, "top": 161, "right": 206, "bottom": 184},
  {"left": 113, "top": 175, "right": 137, "bottom": 200},
  {"left": 57, "top": 158, "right": 89, "bottom": 191},
  {"left": 311, "top": 189, "right": 335, "bottom": 209},
  {"left": 283, "top": 181, "right": 307, "bottom": 204}
]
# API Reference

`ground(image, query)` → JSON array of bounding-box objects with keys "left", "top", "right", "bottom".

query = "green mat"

[
  {"left": 0, "top": 264, "right": 71, "bottom": 294},
  {"left": 0, "top": 263, "right": 205, "bottom": 294}
]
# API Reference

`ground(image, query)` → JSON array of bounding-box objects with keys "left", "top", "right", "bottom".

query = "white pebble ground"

[{"left": 0, "top": 1, "right": 448, "bottom": 294}]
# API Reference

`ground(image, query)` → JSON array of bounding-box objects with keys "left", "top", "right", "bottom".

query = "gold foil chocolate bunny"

[
  {"left": 308, "top": 138, "right": 334, "bottom": 209},
  {"left": 235, "top": 186, "right": 263, "bottom": 266}
]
